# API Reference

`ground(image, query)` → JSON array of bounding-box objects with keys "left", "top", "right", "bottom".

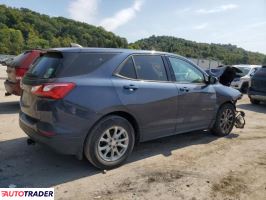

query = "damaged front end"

[{"left": 235, "top": 110, "right": 245, "bottom": 129}]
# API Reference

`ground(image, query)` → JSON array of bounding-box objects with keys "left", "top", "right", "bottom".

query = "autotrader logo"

[{"left": 0, "top": 188, "right": 54, "bottom": 200}]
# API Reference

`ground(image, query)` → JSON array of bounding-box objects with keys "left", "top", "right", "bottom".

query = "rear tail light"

[
  {"left": 31, "top": 83, "right": 76, "bottom": 99},
  {"left": 15, "top": 68, "right": 26, "bottom": 80}
]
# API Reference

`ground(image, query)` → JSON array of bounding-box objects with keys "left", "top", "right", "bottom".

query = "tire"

[
  {"left": 84, "top": 115, "right": 135, "bottom": 170},
  {"left": 250, "top": 98, "right": 260, "bottom": 105},
  {"left": 211, "top": 103, "right": 236, "bottom": 137},
  {"left": 240, "top": 82, "right": 249, "bottom": 93}
]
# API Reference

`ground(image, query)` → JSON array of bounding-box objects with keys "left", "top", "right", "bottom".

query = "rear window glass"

[
  {"left": 10, "top": 52, "right": 30, "bottom": 67},
  {"left": 27, "top": 52, "right": 117, "bottom": 78},
  {"left": 133, "top": 55, "right": 168, "bottom": 81},
  {"left": 119, "top": 57, "right": 137, "bottom": 79}
]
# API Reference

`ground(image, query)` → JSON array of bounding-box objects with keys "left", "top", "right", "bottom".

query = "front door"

[{"left": 167, "top": 56, "right": 216, "bottom": 132}]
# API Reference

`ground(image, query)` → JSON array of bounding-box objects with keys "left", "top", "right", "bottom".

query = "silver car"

[{"left": 231, "top": 65, "right": 261, "bottom": 93}]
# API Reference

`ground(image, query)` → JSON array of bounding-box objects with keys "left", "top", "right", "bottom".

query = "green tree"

[
  {"left": 0, "top": 28, "right": 24, "bottom": 54},
  {"left": 262, "top": 56, "right": 266, "bottom": 66}
]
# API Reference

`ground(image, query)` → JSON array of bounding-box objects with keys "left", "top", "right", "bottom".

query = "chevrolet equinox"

[{"left": 20, "top": 48, "right": 242, "bottom": 169}]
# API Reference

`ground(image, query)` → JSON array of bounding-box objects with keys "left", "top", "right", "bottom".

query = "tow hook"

[
  {"left": 235, "top": 110, "right": 245, "bottom": 129},
  {"left": 27, "top": 138, "right": 36, "bottom": 145}
]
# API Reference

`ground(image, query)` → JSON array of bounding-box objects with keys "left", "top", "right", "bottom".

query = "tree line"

[
  {"left": 0, "top": 5, "right": 265, "bottom": 65},
  {"left": 0, "top": 5, "right": 128, "bottom": 55},
  {"left": 129, "top": 36, "right": 266, "bottom": 65}
]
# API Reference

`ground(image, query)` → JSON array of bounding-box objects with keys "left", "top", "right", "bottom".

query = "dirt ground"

[{"left": 0, "top": 65, "right": 265, "bottom": 200}]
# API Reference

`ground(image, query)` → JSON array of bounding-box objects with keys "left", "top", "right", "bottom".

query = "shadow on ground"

[
  {"left": 0, "top": 130, "right": 239, "bottom": 188},
  {"left": 237, "top": 103, "right": 266, "bottom": 114},
  {"left": 0, "top": 101, "right": 20, "bottom": 114}
]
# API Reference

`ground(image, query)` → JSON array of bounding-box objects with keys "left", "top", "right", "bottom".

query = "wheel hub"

[{"left": 97, "top": 126, "right": 129, "bottom": 162}]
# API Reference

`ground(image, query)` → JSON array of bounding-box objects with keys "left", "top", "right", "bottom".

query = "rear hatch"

[
  {"left": 251, "top": 67, "right": 266, "bottom": 92},
  {"left": 21, "top": 51, "right": 63, "bottom": 119},
  {"left": 21, "top": 50, "right": 117, "bottom": 119}
]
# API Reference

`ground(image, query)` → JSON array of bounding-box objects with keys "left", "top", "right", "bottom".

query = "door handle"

[
  {"left": 179, "top": 87, "right": 190, "bottom": 92},
  {"left": 123, "top": 84, "right": 138, "bottom": 91}
]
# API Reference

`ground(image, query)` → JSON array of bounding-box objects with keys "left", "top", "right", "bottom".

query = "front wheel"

[
  {"left": 250, "top": 98, "right": 260, "bottom": 105},
  {"left": 211, "top": 104, "right": 236, "bottom": 136},
  {"left": 84, "top": 115, "right": 135, "bottom": 170}
]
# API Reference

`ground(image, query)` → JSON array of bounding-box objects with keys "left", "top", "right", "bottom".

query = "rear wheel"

[
  {"left": 250, "top": 98, "right": 260, "bottom": 105},
  {"left": 84, "top": 115, "right": 135, "bottom": 170},
  {"left": 211, "top": 104, "right": 236, "bottom": 136}
]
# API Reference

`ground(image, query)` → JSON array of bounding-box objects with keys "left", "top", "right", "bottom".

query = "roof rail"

[{"left": 70, "top": 43, "right": 83, "bottom": 48}]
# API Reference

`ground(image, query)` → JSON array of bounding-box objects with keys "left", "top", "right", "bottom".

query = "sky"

[{"left": 1, "top": 0, "right": 266, "bottom": 54}]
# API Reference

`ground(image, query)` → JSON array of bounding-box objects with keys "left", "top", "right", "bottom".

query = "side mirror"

[{"left": 208, "top": 75, "right": 218, "bottom": 84}]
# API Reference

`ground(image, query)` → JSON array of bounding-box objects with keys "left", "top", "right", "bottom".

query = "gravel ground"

[{"left": 0, "top": 65, "right": 265, "bottom": 200}]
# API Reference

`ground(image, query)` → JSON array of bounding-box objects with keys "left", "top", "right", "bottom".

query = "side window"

[
  {"left": 119, "top": 57, "right": 137, "bottom": 79},
  {"left": 168, "top": 57, "right": 204, "bottom": 83},
  {"left": 133, "top": 55, "right": 168, "bottom": 81}
]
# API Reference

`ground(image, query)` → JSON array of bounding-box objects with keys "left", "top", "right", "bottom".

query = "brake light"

[
  {"left": 31, "top": 83, "right": 76, "bottom": 99},
  {"left": 15, "top": 68, "right": 26, "bottom": 80}
]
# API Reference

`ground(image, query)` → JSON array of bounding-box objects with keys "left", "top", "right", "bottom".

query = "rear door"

[
  {"left": 167, "top": 56, "right": 216, "bottom": 132},
  {"left": 112, "top": 54, "right": 178, "bottom": 141}
]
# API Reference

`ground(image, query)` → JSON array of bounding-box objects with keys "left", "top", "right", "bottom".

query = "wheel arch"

[
  {"left": 103, "top": 111, "right": 141, "bottom": 143},
  {"left": 80, "top": 110, "right": 141, "bottom": 159}
]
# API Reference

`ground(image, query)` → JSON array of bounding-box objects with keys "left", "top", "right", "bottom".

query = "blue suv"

[{"left": 20, "top": 48, "right": 242, "bottom": 169}]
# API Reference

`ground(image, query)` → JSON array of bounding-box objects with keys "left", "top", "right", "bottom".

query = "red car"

[{"left": 4, "top": 50, "right": 42, "bottom": 96}]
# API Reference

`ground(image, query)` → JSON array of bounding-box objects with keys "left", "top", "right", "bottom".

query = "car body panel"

[
  {"left": 112, "top": 76, "right": 178, "bottom": 141},
  {"left": 174, "top": 83, "right": 217, "bottom": 132},
  {"left": 19, "top": 48, "right": 242, "bottom": 158},
  {"left": 248, "top": 67, "right": 266, "bottom": 102}
]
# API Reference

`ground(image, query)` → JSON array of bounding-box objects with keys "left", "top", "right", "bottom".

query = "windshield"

[{"left": 235, "top": 67, "right": 250, "bottom": 77}]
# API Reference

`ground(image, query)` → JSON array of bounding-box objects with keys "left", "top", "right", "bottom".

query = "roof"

[{"left": 49, "top": 47, "right": 178, "bottom": 56}]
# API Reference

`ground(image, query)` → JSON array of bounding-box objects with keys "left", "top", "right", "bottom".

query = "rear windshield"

[
  {"left": 27, "top": 52, "right": 117, "bottom": 78},
  {"left": 10, "top": 52, "right": 30, "bottom": 67}
]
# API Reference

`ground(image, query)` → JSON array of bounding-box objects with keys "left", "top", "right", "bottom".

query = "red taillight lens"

[
  {"left": 31, "top": 83, "right": 76, "bottom": 99},
  {"left": 15, "top": 68, "right": 26, "bottom": 80}
]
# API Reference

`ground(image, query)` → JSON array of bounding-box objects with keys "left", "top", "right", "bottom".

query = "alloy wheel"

[
  {"left": 220, "top": 109, "right": 234, "bottom": 133},
  {"left": 97, "top": 126, "right": 129, "bottom": 162}
]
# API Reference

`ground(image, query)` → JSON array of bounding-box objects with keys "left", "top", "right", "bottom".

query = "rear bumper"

[
  {"left": 4, "top": 79, "right": 22, "bottom": 96},
  {"left": 19, "top": 112, "right": 83, "bottom": 156},
  {"left": 248, "top": 89, "right": 266, "bottom": 102}
]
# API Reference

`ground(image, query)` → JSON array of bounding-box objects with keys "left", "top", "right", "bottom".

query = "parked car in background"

[
  {"left": 20, "top": 48, "right": 242, "bottom": 169},
  {"left": 248, "top": 66, "right": 266, "bottom": 104},
  {"left": 4, "top": 50, "right": 42, "bottom": 96},
  {"left": 0, "top": 55, "right": 15, "bottom": 66},
  {"left": 206, "top": 66, "right": 241, "bottom": 87},
  {"left": 230, "top": 65, "right": 261, "bottom": 93}
]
